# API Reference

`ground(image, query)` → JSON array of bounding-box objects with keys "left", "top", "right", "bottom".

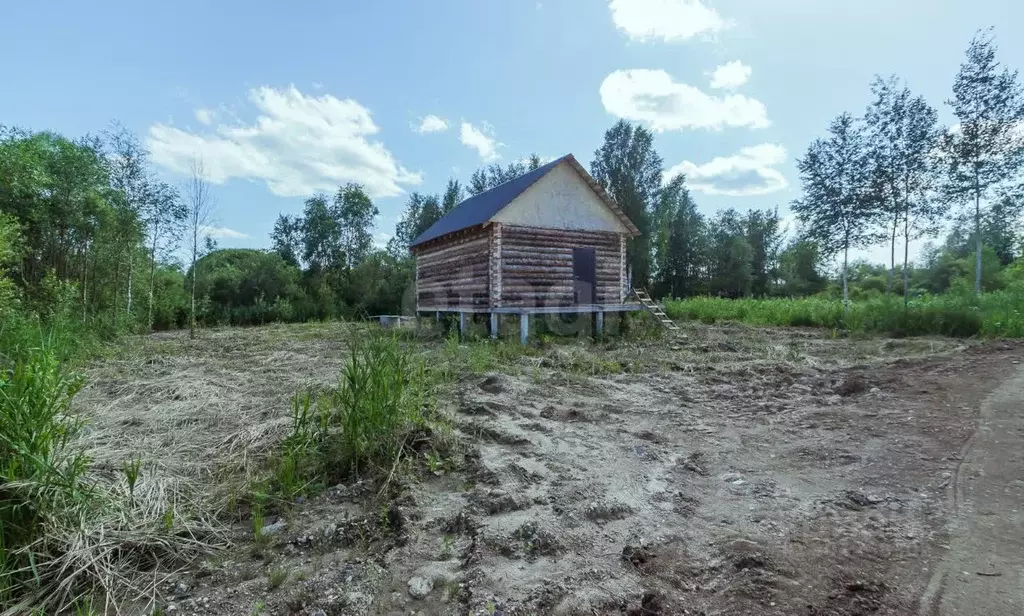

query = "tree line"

[
  {"left": 2, "top": 28, "right": 1022, "bottom": 348},
  {"left": 794, "top": 28, "right": 1024, "bottom": 304},
  {"left": 591, "top": 28, "right": 1023, "bottom": 305},
  {"left": 0, "top": 124, "right": 194, "bottom": 340}
]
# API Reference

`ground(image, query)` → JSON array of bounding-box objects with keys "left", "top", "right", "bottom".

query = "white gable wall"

[{"left": 490, "top": 162, "right": 629, "bottom": 233}]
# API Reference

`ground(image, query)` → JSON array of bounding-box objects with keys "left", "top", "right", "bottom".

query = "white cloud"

[
  {"left": 200, "top": 225, "right": 249, "bottom": 239},
  {"left": 147, "top": 85, "right": 422, "bottom": 199},
  {"left": 460, "top": 122, "right": 502, "bottom": 161},
  {"left": 600, "top": 69, "right": 769, "bottom": 131},
  {"left": 312, "top": 82, "right": 324, "bottom": 90},
  {"left": 709, "top": 60, "right": 752, "bottom": 90},
  {"left": 609, "top": 0, "right": 728, "bottom": 42},
  {"left": 194, "top": 108, "right": 214, "bottom": 125},
  {"left": 665, "top": 143, "right": 788, "bottom": 196},
  {"left": 415, "top": 114, "right": 449, "bottom": 134}
]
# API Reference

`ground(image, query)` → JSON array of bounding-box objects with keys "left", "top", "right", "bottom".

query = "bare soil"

[{"left": 73, "top": 322, "right": 1024, "bottom": 615}]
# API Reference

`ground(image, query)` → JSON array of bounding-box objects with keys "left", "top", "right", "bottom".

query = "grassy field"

[
  {"left": 2, "top": 314, "right": 1021, "bottom": 613},
  {"left": 49, "top": 321, "right": 1019, "bottom": 615},
  {"left": 663, "top": 289, "right": 1024, "bottom": 338}
]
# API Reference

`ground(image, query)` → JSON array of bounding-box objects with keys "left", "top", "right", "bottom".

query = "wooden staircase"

[{"left": 632, "top": 289, "right": 679, "bottom": 330}]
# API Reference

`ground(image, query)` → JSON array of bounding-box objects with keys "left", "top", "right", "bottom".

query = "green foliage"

[
  {"left": 865, "top": 74, "right": 944, "bottom": 301},
  {"left": 664, "top": 289, "right": 1024, "bottom": 338},
  {"left": 300, "top": 194, "right": 340, "bottom": 272},
  {"left": 271, "top": 214, "right": 303, "bottom": 267},
  {"left": 745, "top": 208, "right": 784, "bottom": 296},
  {"left": 940, "top": 28, "right": 1024, "bottom": 293},
  {"left": 389, "top": 193, "right": 444, "bottom": 256},
  {"left": 793, "top": 112, "right": 879, "bottom": 304},
  {"left": 192, "top": 248, "right": 306, "bottom": 326},
  {"left": 0, "top": 126, "right": 191, "bottom": 336},
  {"left": 268, "top": 334, "right": 435, "bottom": 500},
  {"left": 0, "top": 347, "right": 90, "bottom": 605},
  {"left": 334, "top": 183, "right": 378, "bottom": 270},
  {"left": 652, "top": 177, "right": 706, "bottom": 297},
  {"left": 918, "top": 245, "right": 1006, "bottom": 295},
  {"left": 339, "top": 251, "right": 413, "bottom": 318},
  {"left": 591, "top": 120, "right": 663, "bottom": 288},
  {"left": 708, "top": 209, "right": 755, "bottom": 298},
  {"left": 251, "top": 503, "right": 269, "bottom": 549},
  {"left": 389, "top": 179, "right": 465, "bottom": 257},
  {"left": 0, "top": 215, "right": 29, "bottom": 358},
  {"left": 266, "top": 566, "right": 288, "bottom": 591},
  {"left": 0, "top": 322, "right": 220, "bottom": 611},
  {"left": 778, "top": 239, "right": 828, "bottom": 296},
  {"left": 122, "top": 456, "right": 142, "bottom": 499},
  {"left": 149, "top": 265, "right": 190, "bottom": 330},
  {"left": 467, "top": 156, "right": 541, "bottom": 196}
]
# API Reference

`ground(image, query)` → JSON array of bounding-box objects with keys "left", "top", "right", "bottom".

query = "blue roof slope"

[{"left": 409, "top": 155, "right": 567, "bottom": 247}]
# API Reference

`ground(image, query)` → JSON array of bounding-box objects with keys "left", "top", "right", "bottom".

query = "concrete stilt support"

[
  {"left": 435, "top": 311, "right": 441, "bottom": 322},
  {"left": 520, "top": 313, "right": 530, "bottom": 345},
  {"left": 459, "top": 312, "right": 467, "bottom": 339},
  {"left": 490, "top": 313, "right": 499, "bottom": 339},
  {"left": 595, "top": 311, "right": 604, "bottom": 340}
]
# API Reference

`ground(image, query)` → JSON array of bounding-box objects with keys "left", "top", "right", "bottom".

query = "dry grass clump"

[
  {"left": 0, "top": 348, "right": 224, "bottom": 615},
  {"left": 77, "top": 325, "right": 353, "bottom": 515}
]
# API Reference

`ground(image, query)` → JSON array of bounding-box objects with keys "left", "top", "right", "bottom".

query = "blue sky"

[{"left": 3, "top": 0, "right": 1022, "bottom": 263}]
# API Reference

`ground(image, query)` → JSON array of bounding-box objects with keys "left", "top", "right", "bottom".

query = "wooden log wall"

[
  {"left": 619, "top": 234, "right": 627, "bottom": 302},
  {"left": 415, "top": 227, "right": 491, "bottom": 308},
  {"left": 490, "top": 223, "right": 502, "bottom": 306},
  {"left": 499, "top": 225, "right": 624, "bottom": 307}
]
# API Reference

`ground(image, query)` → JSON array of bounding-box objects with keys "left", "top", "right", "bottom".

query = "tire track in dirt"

[
  {"left": 917, "top": 364, "right": 1024, "bottom": 616},
  {"left": 918, "top": 421, "right": 978, "bottom": 615}
]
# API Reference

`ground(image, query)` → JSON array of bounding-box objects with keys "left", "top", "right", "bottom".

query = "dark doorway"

[{"left": 572, "top": 247, "right": 597, "bottom": 305}]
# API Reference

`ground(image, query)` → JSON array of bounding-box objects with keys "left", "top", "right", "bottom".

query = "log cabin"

[{"left": 409, "top": 153, "right": 645, "bottom": 341}]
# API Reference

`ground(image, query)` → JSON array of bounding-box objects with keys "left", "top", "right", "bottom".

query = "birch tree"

[
  {"left": 104, "top": 123, "right": 149, "bottom": 323},
  {"left": 865, "top": 76, "right": 907, "bottom": 295},
  {"left": 940, "top": 28, "right": 1024, "bottom": 295},
  {"left": 866, "top": 75, "right": 943, "bottom": 303},
  {"left": 185, "top": 158, "right": 215, "bottom": 339},
  {"left": 792, "top": 113, "right": 877, "bottom": 309},
  {"left": 145, "top": 182, "right": 186, "bottom": 330}
]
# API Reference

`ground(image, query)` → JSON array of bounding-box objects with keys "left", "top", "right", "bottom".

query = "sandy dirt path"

[{"left": 919, "top": 363, "right": 1024, "bottom": 615}]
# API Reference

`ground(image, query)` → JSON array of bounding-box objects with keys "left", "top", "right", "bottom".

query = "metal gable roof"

[
  {"left": 409, "top": 156, "right": 566, "bottom": 248},
  {"left": 409, "top": 153, "right": 640, "bottom": 249}
]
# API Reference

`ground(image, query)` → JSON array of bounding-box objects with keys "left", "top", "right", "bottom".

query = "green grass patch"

[
  {"left": 0, "top": 348, "right": 90, "bottom": 606},
  {"left": 663, "top": 289, "right": 1024, "bottom": 338},
  {"left": 268, "top": 333, "right": 441, "bottom": 501}
]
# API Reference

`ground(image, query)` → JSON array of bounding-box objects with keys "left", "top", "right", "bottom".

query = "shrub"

[{"left": 271, "top": 334, "right": 434, "bottom": 499}]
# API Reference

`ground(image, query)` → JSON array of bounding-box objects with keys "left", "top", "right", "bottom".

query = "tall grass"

[
  {"left": 662, "top": 289, "right": 1024, "bottom": 338},
  {"left": 271, "top": 334, "right": 437, "bottom": 500},
  {"left": 0, "top": 348, "right": 89, "bottom": 607},
  {"left": 0, "top": 346, "right": 221, "bottom": 613}
]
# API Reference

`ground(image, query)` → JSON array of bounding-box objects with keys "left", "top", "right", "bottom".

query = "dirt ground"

[{"left": 73, "top": 321, "right": 1024, "bottom": 615}]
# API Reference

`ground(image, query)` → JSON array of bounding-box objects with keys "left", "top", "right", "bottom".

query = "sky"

[{"left": 3, "top": 0, "right": 1023, "bottom": 264}]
